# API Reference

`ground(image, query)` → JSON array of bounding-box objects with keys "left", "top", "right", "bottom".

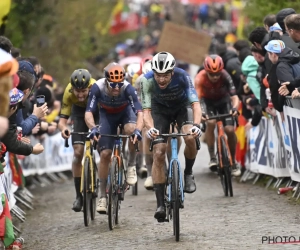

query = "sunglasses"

[
  {"left": 208, "top": 72, "right": 221, "bottom": 77},
  {"left": 108, "top": 81, "right": 124, "bottom": 89}
]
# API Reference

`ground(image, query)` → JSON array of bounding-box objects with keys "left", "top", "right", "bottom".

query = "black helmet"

[{"left": 70, "top": 69, "right": 91, "bottom": 89}]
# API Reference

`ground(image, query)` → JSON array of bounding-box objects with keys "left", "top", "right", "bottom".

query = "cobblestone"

[{"left": 20, "top": 145, "right": 300, "bottom": 250}]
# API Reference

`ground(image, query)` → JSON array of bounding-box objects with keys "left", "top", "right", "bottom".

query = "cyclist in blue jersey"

[
  {"left": 85, "top": 62, "right": 143, "bottom": 214},
  {"left": 140, "top": 52, "right": 202, "bottom": 222}
]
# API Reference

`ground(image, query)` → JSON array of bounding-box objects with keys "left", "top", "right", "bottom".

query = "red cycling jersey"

[{"left": 194, "top": 69, "right": 236, "bottom": 100}]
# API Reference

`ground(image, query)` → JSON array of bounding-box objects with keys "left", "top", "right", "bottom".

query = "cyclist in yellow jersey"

[{"left": 58, "top": 69, "right": 97, "bottom": 212}]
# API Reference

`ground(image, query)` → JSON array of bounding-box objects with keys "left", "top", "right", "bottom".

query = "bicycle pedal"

[
  {"left": 157, "top": 218, "right": 165, "bottom": 223},
  {"left": 164, "top": 218, "right": 169, "bottom": 222},
  {"left": 118, "top": 192, "right": 124, "bottom": 201}
]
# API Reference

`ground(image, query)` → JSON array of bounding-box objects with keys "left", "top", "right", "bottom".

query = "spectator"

[
  {"left": 11, "top": 47, "right": 21, "bottom": 58},
  {"left": 0, "top": 36, "right": 13, "bottom": 53},
  {"left": 265, "top": 40, "right": 300, "bottom": 111},
  {"left": 284, "top": 14, "right": 300, "bottom": 43},
  {"left": 233, "top": 40, "right": 250, "bottom": 54},
  {"left": 276, "top": 8, "right": 300, "bottom": 54},
  {"left": 269, "top": 23, "right": 283, "bottom": 36},
  {"left": 263, "top": 14, "right": 277, "bottom": 31}
]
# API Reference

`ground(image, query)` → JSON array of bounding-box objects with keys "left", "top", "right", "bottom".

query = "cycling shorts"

[
  {"left": 200, "top": 95, "right": 233, "bottom": 126},
  {"left": 98, "top": 105, "right": 136, "bottom": 152},
  {"left": 151, "top": 101, "right": 193, "bottom": 144}
]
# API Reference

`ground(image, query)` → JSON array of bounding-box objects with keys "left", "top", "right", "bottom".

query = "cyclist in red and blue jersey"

[
  {"left": 85, "top": 62, "right": 143, "bottom": 214},
  {"left": 140, "top": 52, "right": 202, "bottom": 222}
]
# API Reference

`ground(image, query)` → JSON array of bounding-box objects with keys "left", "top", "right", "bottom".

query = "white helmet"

[
  {"left": 126, "top": 63, "right": 140, "bottom": 77},
  {"left": 151, "top": 52, "right": 176, "bottom": 73},
  {"left": 142, "top": 60, "right": 152, "bottom": 74}
]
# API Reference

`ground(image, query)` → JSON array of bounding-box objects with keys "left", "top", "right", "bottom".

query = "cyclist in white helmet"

[{"left": 140, "top": 51, "right": 202, "bottom": 222}]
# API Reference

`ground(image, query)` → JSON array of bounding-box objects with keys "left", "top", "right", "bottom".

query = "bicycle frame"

[
  {"left": 168, "top": 137, "right": 184, "bottom": 203},
  {"left": 216, "top": 120, "right": 233, "bottom": 168}
]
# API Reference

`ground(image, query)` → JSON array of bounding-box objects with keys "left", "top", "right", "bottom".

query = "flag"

[
  {"left": 235, "top": 102, "right": 247, "bottom": 167},
  {"left": 8, "top": 153, "right": 25, "bottom": 187},
  {"left": 0, "top": 194, "right": 14, "bottom": 247}
]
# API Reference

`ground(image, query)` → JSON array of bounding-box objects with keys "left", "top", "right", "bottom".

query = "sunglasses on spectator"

[
  {"left": 108, "top": 81, "right": 124, "bottom": 89},
  {"left": 208, "top": 72, "right": 221, "bottom": 77}
]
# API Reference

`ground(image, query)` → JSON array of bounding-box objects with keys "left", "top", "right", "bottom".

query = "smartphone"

[{"left": 36, "top": 95, "right": 45, "bottom": 107}]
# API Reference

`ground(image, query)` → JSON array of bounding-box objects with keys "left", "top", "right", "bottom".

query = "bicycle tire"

[
  {"left": 108, "top": 157, "right": 119, "bottom": 230},
  {"left": 83, "top": 157, "right": 91, "bottom": 227},
  {"left": 90, "top": 160, "right": 97, "bottom": 221},
  {"left": 171, "top": 161, "right": 180, "bottom": 242},
  {"left": 220, "top": 137, "right": 233, "bottom": 197}
]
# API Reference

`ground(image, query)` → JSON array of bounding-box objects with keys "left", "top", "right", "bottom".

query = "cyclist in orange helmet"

[
  {"left": 85, "top": 62, "right": 143, "bottom": 214},
  {"left": 194, "top": 55, "right": 240, "bottom": 176}
]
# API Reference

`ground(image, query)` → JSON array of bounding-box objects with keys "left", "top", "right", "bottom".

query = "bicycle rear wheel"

[
  {"left": 90, "top": 159, "right": 97, "bottom": 221},
  {"left": 220, "top": 137, "right": 233, "bottom": 197},
  {"left": 108, "top": 157, "right": 119, "bottom": 230},
  {"left": 171, "top": 161, "right": 180, "bottom": 242},
  {"left": 83, "top": 157, "right": 91, "bottom": 227}
]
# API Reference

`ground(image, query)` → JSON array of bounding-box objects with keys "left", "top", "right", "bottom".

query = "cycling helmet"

[
  {"left": 142, "top": 60, "right": 152, "bottom": 74},
  {"left": 70, "top": 69, "right": 91, "bottom": 89},
  {"left": 151, "top": 52, "right": 176, "bottom": 73},
  {"left": 9, "top": 88, "right": 24, "bottom": 106},
  {"left": 203, "top": 55, "right": 224, "bottom": 73},
  {"left": 104, "top": 62, "right": 125, "bottom": 82},
  {"left": 127, "top": 63, "right": 140, "bottom": 78},
  {"left": 140, "top": 55, "right": 153, "bottom": 72}
]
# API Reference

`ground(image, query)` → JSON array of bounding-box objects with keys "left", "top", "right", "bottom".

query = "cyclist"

[
  {"left": 85, "top": 62, "right": 143, "bottom": 214},
  {"left": 58, "top": 69, "right": 97, "bottom": 212},
  {"left": 194, "top": 55, "right": 240, "bottom": 176},
  {"left": 132, "top": 55, "right": 153, "bottom": 87},
  {"left": 140, "top": 51, "right": 202, "bottom": 222}
]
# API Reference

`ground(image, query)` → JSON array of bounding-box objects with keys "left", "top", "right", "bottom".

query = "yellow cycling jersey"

[{"left": 60, "top": 78, "right": 96, "bottom": 119}]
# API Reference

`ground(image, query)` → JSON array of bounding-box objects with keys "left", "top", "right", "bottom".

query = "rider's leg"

[
  {"left": 176, "top": 106, "right": 198, "bottom": 193},
  {"left": 71, "top": 114, "right": 89, "bottom": 212},
  {"left": 72, "top": 144, "right": 84, "bottom": 212},
  {"left": 124, "top": 122, "right": 138, "bottom": 185},
  {"left": 225, "top": 124, "right": 240, "bottom": 176}
]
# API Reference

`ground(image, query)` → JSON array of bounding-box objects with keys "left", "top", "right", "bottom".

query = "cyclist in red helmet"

[{"left": 195, "top": 55, "right": 240, "bottom": 176}]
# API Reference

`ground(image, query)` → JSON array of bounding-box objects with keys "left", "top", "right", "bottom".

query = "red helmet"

[{"left": 203, "top": 55, "right": 224, "bottom": 73}]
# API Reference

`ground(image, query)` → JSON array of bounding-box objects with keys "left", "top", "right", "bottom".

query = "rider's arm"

[
  {"left": 223, "top": 70, "right": 239, "bottom": 109},
  {"left": 58, "top": 86, "right": 72, "bottom": 132},
  {"left": 125, "top": 84, "right": 144, "bottom": 131},
  {"left": 183, "top": 73, "right": 201, "bottom": 124},
  {"left": 140, "top": 77, "right": 154, "bottom": 130},
  {"left": 85, "top": 84, "right": 99, "bottom": 129}
]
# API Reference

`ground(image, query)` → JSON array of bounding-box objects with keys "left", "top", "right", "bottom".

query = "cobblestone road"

[{"left": 20, "top": 145, "right": 300, "bottom": 250}]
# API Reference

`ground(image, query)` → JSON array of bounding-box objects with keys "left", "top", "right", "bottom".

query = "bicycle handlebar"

[
  {"left": 149, "top": 133, "right": 201, "bottom": 152},
  {"left": 100, "top": 134, "right": 139, "bottom": 152},
  {"left": 205, "top": 113, "right": 239, "bottom": 127},
  {"left": 64, "top": 130, "right": 97, "bottom": 150}
]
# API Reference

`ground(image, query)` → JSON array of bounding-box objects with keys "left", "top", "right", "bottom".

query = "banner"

[
  {"left": 20, "top": 132, "right": 73, "bottom": 176},
  {"left": 283, "top": 106, "right": 300, "bottom": 182}
]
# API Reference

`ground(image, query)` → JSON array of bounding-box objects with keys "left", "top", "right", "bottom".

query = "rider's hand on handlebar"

[
  {"left": 190, "top": 124, "right": 202, "bottom": 138},
  {"left": 61, "top": 128, "right": 70, "bottom": 139},
  {"left": 131, "top": 129, "right": 142, "bottom": 144},
  {"left": 201, "top": 112, "right": 209, "bottom": 121},
  {"left": 230, "top": 108, "right": 239, "bottom": 117},
  {"left": 89, "top": 126, "right": 100, "bottom": 141},
  {"left": 147, "top": 128, "right": 159, "bottom": 139}
]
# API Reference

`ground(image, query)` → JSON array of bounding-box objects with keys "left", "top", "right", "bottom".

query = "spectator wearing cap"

[
  {"left": 0, "top": 48, "right": 18, "bottom": 138},
  {"left": 263, "top": 14, "right": 277, "bottom": 32},
  {"left": 269, "top": 23, "right": 283, "bottom": 36},
  {"left": 276, "top": 8, "right": 300, "bottom": 55},
  {"left": 265, "top": 40, "right": 300, "bottom": 111}
]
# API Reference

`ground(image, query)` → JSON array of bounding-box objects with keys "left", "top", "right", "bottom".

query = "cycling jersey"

[
  {"left": 140, "top": 67, "right": 199, "bottom": 109},
  {"left": 86, "top": 78, "right": 142, "bottom": 114},
  {"left": 194, "top": 69, "right": 236, "bottom": 100},
  {"left": 60, "top": 79, "right": 96, "bottom": 119}
]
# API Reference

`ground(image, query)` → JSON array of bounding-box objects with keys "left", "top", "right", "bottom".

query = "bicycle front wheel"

[
  {"left": 90, "top": 158, "right": 97, "bottom": 221},
  {"left": 171, "top": 161, "right": 180, "bottom": 242},
  {"left": 220, "top": 137, "right": 233, "bottom": 197},
  {"left": 83, "top": 157, "right": 91, "bottom": 227},
  {"left": 108, "top": 157, "right": 119, "bottom": 230}
]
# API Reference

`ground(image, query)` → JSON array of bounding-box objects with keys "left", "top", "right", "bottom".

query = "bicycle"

[
  {"left": 149, "top": 121, "right": 201, "bottom": 242},
  {"left": 100, "top": 126, "right": 139, "bottom": 230},
  {"left": 64, "top": 131, "right": 98, "bottom": 227},
  {"left": 204, "top": 113, "right": 239, "bottom": 197}
]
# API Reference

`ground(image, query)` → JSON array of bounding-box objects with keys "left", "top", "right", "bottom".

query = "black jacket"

[{"left": 220, "top": 50, "right": 241, "bottom": 90}]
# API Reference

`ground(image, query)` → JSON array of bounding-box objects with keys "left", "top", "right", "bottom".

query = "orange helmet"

[
  {"left": 104, "top": 62, "right": 125, "bottom": 82},
  {"left": 203, "top": 55, "right": 224, "bottom": 73}
]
